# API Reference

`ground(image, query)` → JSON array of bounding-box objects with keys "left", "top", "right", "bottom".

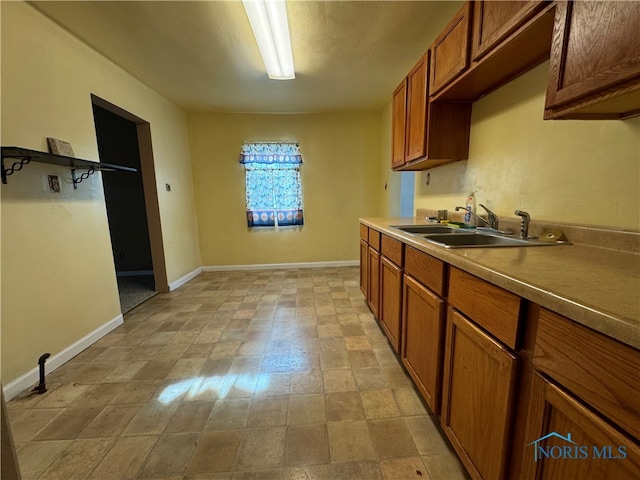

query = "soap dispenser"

[{"left": 464, "top": 192, "right": 476, "bottom": 227}]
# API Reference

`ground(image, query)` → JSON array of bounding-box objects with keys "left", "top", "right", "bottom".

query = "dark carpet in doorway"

[{"left": 117, "top": 274, "right": 156, "bottom": 314}]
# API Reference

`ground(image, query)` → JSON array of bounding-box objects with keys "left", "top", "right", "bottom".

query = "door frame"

[{"left": 91, "top": 94, "right": 169, "bottom": 293}]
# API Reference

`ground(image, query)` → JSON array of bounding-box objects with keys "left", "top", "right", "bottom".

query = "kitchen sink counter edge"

[{"left": 361, "top": 216, "right": 640, "bottom": 350}]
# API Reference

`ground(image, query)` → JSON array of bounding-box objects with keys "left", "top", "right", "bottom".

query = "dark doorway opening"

[{"left": 92, "top": 101, "right": 159, "bottom": 313}]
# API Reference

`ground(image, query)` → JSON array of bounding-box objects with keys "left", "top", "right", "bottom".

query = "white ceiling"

[{"left": 30, "top": 1, "right": 463, "bottom": 113}]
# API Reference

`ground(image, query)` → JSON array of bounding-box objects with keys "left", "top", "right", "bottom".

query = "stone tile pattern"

[{"left": 8, "top": 267, "right": 467, "bottom": 480}]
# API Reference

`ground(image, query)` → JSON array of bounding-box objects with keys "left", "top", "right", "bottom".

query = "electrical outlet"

[{"left": 48, "top": 175, "right": 61, "bottom": 193}]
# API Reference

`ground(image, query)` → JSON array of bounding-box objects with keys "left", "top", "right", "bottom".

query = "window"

[{"left": 240, "top": 142, "right": 304, "bottom": 227}]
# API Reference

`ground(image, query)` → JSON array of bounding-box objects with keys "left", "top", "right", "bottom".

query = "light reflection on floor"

[
  {"left": 7, "top": 267, "right": 468, "bottom": 479},
  {"left": 159, "top": 374, "right": 271, "bottom": 403}
]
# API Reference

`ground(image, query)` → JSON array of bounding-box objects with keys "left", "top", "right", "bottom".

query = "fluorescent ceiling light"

[{"left": 243, "top": 0, "right": 295, "bottom": 80}]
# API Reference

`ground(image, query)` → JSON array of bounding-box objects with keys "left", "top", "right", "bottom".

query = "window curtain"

[{"left": 240, "top": 142, "right": 304, "bottom": 227}]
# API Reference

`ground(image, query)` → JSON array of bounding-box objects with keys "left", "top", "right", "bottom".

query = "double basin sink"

[{"left": 391, "top": 225, "right": 569, "bottom": 248}]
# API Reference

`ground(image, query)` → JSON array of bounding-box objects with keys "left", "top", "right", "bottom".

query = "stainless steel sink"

[
  {"left": 391, "top": 225, "right": 468, "bottom": 235},
  {"left": 423, "top": 233, "right": 569, "bottom": 248},
  {"left": 390, "top": 225, "right": 570, "bottom": 248}
]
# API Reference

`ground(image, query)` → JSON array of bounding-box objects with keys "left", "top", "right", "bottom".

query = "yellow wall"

[
  {"left": 414, "top": 61, "right": 640, "bottom": 230},
  {"left": 378, "top": 102, "right": 397, "bottom": 217},
  {"left": 188, "top": 112, "right": 382, "bottom": 266},
  {"left": 1, "top": 2, "right": 201, "bottom": 384}
]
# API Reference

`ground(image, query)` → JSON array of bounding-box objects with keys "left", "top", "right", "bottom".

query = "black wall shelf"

[{"left": 1, "top": 146, "right": 137, "bottom": 188}]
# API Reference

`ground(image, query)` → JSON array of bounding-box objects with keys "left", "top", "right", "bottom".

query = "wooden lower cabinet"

[
  {"left": 521, "top": 373, "right": 640, "bottom": 479},
  {"left": 533, "top": 308, "right": 640, "bottom": 440},
  {"left": 379, "top": 256, "right": 402, "bottom": 352},
  {"left": 441, "top": 307, "right": 518, "bottom": 480},
  {"left": 401, "top": 274, "right": 445, "bottom": 414},
  {"left": 367, "top": 246, "right": 380, "bottom": 319},
  {"left": 358, "top": 226, "right": 639, "bottom": 480},
  {"left": 359, "top": 239, "right": 368, "bottom": 297}
]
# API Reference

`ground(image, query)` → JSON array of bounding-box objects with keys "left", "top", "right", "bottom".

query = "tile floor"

[{"left": 7, "top": 267, "right": 467, "bottom": 480}]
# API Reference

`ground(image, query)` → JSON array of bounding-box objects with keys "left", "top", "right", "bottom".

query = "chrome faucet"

[
  {"left": 514, "top": 210, "right": 531, "bottom": 239},
  {"left": 455, "top": 206, "right": 492, "bottom": 228},
  {"left": 478, "top": 204, "right": 499, "bottom": 230}
]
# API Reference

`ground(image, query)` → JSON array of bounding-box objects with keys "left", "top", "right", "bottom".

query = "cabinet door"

[
  {"left": 534, "top": 308, "right": 640, "bottom": 440},
  {"left": 367, "top": 247, "right": 380, "bottom": 319},
  {"left": 402, "top": 275, "right": 445, "bottom": 414},
  {"left": 521, "top": 373, "right": 640, "bottom": 480},
  {"left": 405, "top": 53, "right": 429, "bottom": 162},
  {"left": 430, "top": 2, "right": 472, "bottom": 95},
  {"left": 359, "top": 239, "right": 368, "bottom": 297},
  {"left": 379, "top": 256, "right": 403, "bottom": 352},
  {"left": 545, "top": 1, "right": 640, "bottom": 116},
  {"left": 441, "top": 308, "right": 518, "bottom": 480},
  {"left": 471, "top": 0, "right": 545, "bottom": 62},
  {"left": 391, "top": 79, "right": 408, "bottom": 169}
]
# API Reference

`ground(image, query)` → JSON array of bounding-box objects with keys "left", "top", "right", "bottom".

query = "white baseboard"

[
  {"left": 202, "top": 260, "right": 359, "bottom": 272},
  {"left": 167, "top": 262, "right": 358, "bottom": 289},
  {"left": 169, "top": 267, "right": 203, "bottom": 291},
  {"left": 2, "top": 314, "right": 124, "bottom": 401}
]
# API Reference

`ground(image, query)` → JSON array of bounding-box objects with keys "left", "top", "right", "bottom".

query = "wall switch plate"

[{"left": 48, "top": 175, "right": 61, "bottom": 193}]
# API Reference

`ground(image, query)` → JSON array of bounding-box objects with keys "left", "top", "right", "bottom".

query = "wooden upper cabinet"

[
  {"left": 430, "top": 2, "right": 472, "bottom": 96},
  {"left": 471, "top": 1, "right": 546, "bottom": 62},
  {"left": 432, "top": 1, "right": 555, "bottom": 102},
  {"left": 391, "top": 54, "right": 429, "bottom": 168},
  {"left": 391, "top": 53, "right": 472, "bottom": 171},
  {"left": 545, "top": 1, "right": 640, "bottom": 119},
  {"left": 391, "top": 79, "right": 408, "bottom": 169},
  {"left": 405, "top": 53, "right": 429, "bottom": 162}
]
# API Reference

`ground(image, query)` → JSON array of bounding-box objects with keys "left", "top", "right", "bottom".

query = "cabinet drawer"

[
  {"left": 404, "top": 246, "right": 446, "bottom": 297},
  {"left": 360, "top": 223, "right": 368, "bottom": 241},
  {"left": 381, "top": 235, "right": 403, "bottom": 267},
  {"left": 448, "top": 267, "right": 521, "bottom": 349},
  {"left": 368, "top": 229, "right": 381, "bottom": 251},
  {"left": 534, "top": 308, "right": 640, "bottom": 440}
]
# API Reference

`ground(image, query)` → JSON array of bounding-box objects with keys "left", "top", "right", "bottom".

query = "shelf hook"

[
  {"left": 1, "top": 156, "right": 32, "bottom": 184},
  {"left": 71, "top": 167, "right": 96, "bottom": 189}
]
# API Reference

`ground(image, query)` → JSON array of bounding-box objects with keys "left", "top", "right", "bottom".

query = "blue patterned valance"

[
  {"left": 239, "top": 141, "right": 302, "bottom": 165},
  {"left": 240, "top": 141, "right": 304, "bottom": 228}
]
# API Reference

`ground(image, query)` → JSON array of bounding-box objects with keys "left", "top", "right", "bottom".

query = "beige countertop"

[{"left": 361, "top": 217, "right": 640, "bottom": 350}]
